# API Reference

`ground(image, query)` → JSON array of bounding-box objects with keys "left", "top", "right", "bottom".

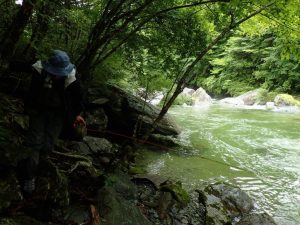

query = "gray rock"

[
  {"left": 149, "top": 134, "right": 180, "bottom": 147},
  {"left": 210, "top": 183, "right": 254, "bottom": 215},
  {"left": 181, "top": 88, "right": 195, "bottom": 97},
  {"left": 88, "top": 85, "right": 181, "bottom": 136},
  {"left": 132, "top": 174, "right": 169, "bottom": 189},
  {"left": 236, "top": 213, "right": 277, "bottom": 225},
  {"left": 198, "top": 183, "right": 277, "bottom": 225},
  {"left": 69, "top": 141, "right": 91, "bottom": 155},
  {"left": 191, "top": 87, "right": 212, "bottom": 106},
  {"left": 97, "top": 173, "right": 152, "bottom": 225},
  {"left": 83, "top": 136, "right": 114, "bottom": 156},
  {"left": 201, "top": 183, "right": 256, "bottom": 225},
  {"left": 237, "top": 89, "right": 261, "bottom": 105}
]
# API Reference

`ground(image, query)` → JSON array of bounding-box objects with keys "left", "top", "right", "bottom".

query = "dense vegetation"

[{"left": 0, "top": 0, "right": 300, "bottom": 118}]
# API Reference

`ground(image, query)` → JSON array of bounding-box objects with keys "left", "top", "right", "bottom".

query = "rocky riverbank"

[{"left": 0, "top": 86, "right": 277, "bottom": 225}]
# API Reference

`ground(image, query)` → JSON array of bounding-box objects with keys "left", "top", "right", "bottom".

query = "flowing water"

[{"left": 137, "top": 103, "right": 300, "bottom": 225}]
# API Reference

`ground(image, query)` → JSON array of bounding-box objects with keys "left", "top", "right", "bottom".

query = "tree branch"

[
  {"left": 144, "top": 2, "right": 275, "bottom": 140},
  {"left": 92, "top": 0, "right": 231, "bottom": 66}
]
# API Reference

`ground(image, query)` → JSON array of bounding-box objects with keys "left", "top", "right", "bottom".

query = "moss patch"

[
  {"left": 129, "top": 165, "right": 146, "bottom": 175},
  {"left": 160, "top": 181, "right": 190, "bottom": 207},
  {"left": 274, "top": 94, "right": 300, "bottom": 106}
]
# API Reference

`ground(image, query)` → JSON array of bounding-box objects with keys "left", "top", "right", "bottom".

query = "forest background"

[{"left": 1, "top": 0, "right": 300, "bottom": 118}]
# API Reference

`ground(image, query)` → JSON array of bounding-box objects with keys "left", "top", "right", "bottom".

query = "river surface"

[{"left": 137, "top": 103, "right": 300, "bottom": 225}]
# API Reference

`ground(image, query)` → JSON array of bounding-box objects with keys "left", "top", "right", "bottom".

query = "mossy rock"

[
  {"left": 160, "top": 181, "right": 190, "bottom": 207},
  {"left": 274, "top": 94, "right": 300, "bottom": 107},
  {"left": 128, "top": 165, "right": 146, "bottom": 175},
  {"left": 256, "top": 89, "right": 278, "bottom": 105}
]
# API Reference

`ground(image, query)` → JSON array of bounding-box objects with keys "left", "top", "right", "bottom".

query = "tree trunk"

[{"left": 0, "top": 0, "right": 38, "bottom": 63}]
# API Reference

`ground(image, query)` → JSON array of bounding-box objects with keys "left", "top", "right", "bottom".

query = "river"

[{"left": 137, "top": 103, "right": 300, "bottom": 225}]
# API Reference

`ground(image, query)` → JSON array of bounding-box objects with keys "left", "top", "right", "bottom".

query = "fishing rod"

[{"left": 85, "top": 127, "right": 249, "bottom": 172}]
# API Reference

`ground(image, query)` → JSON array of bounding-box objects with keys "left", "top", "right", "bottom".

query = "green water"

[{"left": 137, "top": 104, "right": 300, "bottom": 225}]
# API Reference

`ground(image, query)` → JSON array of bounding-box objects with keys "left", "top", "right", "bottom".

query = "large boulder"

[
  {"left": 220, "top": 89, "right": 268, "bottom": 106},
  {"left": 236, "top": 213, "right": 277, "bottom": 225},
  {"left": 274, "top": 94, "right": 300, "bottom": 107},
  {"left": 88, "top": 85, "right": 181, "bottom": 136},
  {"left": 65, "top": 136, "right": 117, "bottom": 168},
  {"left": 181, "top": 88, "right": 195, "bottom": 97},
  {"left": 97, "top": 173, "right": 153, "bottom": 225},
  {"left": 191, "top": 87, "right": 212, "bottom": 106},
  {"left": 177, "top": 87, "right": 212, "bottom": 106},
  {"left": 237, "top": 89, "right": 261, "bottom": 105},
  {"left": 199, "top": 183, "right": 277, "bottom": 225}
]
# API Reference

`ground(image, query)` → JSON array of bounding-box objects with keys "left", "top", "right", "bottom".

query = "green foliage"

[
  {"left": 199, "top": 30, "right": 300, "bottom": 97},
  {"left": 256, "top": 89, "right": 279, "bottom": 104},
  {"left": 2, "top": 0, "right": 300, "bottom": 100},
  {"left": 160, "top": 181, "right": 190, "bottom": 207},
  {"left": 173, "top": 95, "right": 193, "bottom": 106},
  {"left": 129, "top": 165, "right": 146, "bottom": 175}
]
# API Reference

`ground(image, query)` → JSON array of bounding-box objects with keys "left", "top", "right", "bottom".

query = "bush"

[{"left": 256, "top": 89, "right": 279, "bottom": 105}]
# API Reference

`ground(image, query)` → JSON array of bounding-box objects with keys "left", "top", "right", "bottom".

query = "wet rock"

[
  {"left": 134, "top": 175, "right": 206, "bottom": 225},
  {"left": 205, "top": 183, "right": 254, "bottom": 216},
  {"left": 88, "top": 84, "right": 181, "bottom": 136},
  {"left": 97, "top": 173, "right": 152, "bottom": 225},
  {"left": 136, "top": 114, "right": 181, "bottom": 136},
  {"left": 149, "top": 134, "right": 180, "bottom": 147},
  {"left": 160, "top": 181, "right": 190, "bottom": 207},
  {"left": 132, "top": 174, "right": 169, "bottom": 189},
  {"left": 68, "top": 136, "right": 115, "bottom": 159},
  {"left": 236, "top": 213, "right": 277, "bottom": 225},
  {"left": 198, "top": 183, "right": 277, "bottom": 225}
]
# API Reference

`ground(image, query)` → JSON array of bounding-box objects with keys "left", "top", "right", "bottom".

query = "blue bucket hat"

[{"left": 42, "top": 50, "right": 75, "bottom": 77}]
